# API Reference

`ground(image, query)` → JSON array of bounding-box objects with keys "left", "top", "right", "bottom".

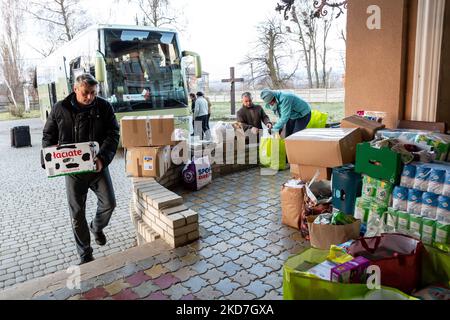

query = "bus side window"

[
  {"left": 69, "top": 57, "right": 81, "bottom": 87},
  {"left": 49, "top": 83, "right": 57, "bottom": 107}
]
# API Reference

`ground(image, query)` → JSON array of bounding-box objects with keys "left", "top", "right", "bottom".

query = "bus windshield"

[{"left": 104, "top": 28, "right": 187, "bottom": 112}]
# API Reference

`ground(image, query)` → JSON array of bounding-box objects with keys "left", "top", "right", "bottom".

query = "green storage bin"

[{"left": 355, "top": 142, "right": 403, "bottom": 184}]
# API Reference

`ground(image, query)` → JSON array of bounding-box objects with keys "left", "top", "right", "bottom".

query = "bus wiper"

[{"left": 170, "top": 98, "right": 189, "bottom": 108}]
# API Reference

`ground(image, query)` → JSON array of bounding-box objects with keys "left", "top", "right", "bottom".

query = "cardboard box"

[
  {"left": 291, "top": 164, "right": 332, "bottom": 181},
  {"left": 285, "top": 128, "right": 362, "bottom": 168},
  {"left": 306, "top": 260, "right": 337, "bottom": 281},
  {"left": 43, "top": 142, "right": 99, "bottom": 178},
  {"left": 341, "top": 115, "right": 385, "bottom": 141},
  {"left": 121, "top": 116, "right": 175, "bottom": 148},
  {"left": 307, "top": 215, "right": 361, "bottom": 250},
  {"left": 126, "top": 146, "right": 171, "bottom": 178},
  {"left": 331, "top": 256, "right": 371, "bottom": 283}
]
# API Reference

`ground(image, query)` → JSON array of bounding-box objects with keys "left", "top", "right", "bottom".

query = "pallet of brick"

[
  {"left": 133, "top": 180, "right": 184, "bottom": 210},
  {"left": 129, "top": 205, "right": 160, "bottom": 245},
  {"left": 132, "top": 178, "right": 200, "bottom": 248},
  {"left": 133, "top": 190, "right": 199, "bottom": 247},
  {"left": 159, "top": 205, "right": 199, "bottom": 248}
]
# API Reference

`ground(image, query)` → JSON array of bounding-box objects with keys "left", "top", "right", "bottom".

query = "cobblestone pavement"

[
  {"left": 0, "top": 118, "right": 136, "bottom": 290},
  {"left": 31, "top": 166, "right": 309, "bottom": 300}
]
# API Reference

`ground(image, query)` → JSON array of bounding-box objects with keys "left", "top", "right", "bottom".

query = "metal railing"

[{"left": 207, "top": 88, "right": 345, "bottom": 104}]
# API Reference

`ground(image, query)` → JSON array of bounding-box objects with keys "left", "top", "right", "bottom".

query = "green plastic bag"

[
  {"left": 259, "top": 137, "right": 271, "bottom": 167},
  {"left": 421, "top": 245, "right": 450, "bottom": 288},
  {"left": 259, "top": 136, "right": 287, "bottom": 171},
  {"left": 283, "top": 248, "right": 417, "bottom": 300},
  {"left": 306, "top": 110, "right": 328, "bottom": 129}
]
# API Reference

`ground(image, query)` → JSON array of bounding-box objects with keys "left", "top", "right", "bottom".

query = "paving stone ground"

[
  {"left": 0, "top": 117, "right": 310, "bottom": 299},
  {"left": 0, "top": 118, "right": 135, "bottom": 290},
  {"left": 33, "top": 163, "right": 307, "bottom": 300}
]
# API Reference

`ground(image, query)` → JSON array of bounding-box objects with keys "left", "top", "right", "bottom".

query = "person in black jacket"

[
  {"left": 42, "top": 73, "right": 120, "bottom": 265},
  {"left": 237, "top": 92, "right": 273, "bottom": 135}
]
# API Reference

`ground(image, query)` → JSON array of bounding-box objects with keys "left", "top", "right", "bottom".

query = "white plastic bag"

[{"left": 182, "top": 156, "right": 212, "bottom": 191}]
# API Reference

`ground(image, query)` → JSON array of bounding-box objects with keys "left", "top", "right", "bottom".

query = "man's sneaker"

[
  {"left": 79, "top": 254, "right": 94, "bottom": 265},
  {"left": 89, "top": 222, "right": 107, "bottom": 246}
]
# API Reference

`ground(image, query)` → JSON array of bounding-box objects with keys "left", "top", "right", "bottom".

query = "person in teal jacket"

[{"left": 260, "top": 89, "right": 312, "bottom": 138}]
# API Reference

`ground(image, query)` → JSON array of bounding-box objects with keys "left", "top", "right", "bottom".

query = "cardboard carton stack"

[
  {"left": 285, "top": 128, "right": 363, "bottom": 181},
  {"left": 121, "top": 115, "right": 176, "bottom": 179}
]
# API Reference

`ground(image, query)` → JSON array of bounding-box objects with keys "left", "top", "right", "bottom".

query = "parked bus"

[{"left": 35, "top": 24, "right": 201, "bottom": 121}]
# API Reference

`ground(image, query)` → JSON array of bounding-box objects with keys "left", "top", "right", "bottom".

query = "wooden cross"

[{"left": 221, "top": 67, "right": 244, "bottom": 116}]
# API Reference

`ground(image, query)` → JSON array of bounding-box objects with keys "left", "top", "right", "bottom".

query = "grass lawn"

[
  {"left": 0, "top": 110, "right": 41, "bottom": 121},
  {"left": 0, "top": 101, "right": 344, "bottom": 125},
  {"left": 210, "top": 102, "right": 345, "bottom": 123}
]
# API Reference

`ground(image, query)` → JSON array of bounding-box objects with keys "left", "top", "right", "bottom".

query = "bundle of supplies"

[
  {"left": 376, "top": 129, "right": 450, "bottom": 162},
  {"left": 373, "top": 162, "right": 450, "bottom": 252}
]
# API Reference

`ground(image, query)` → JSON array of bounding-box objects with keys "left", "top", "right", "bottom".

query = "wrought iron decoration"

[
  {"left": 275, "top": 0, "right": 295, "bottom": 20},
  {"left": 312, "top": 0, "right": 348, "bottom": 18},
  {"left": 276, "top": 0, "right": 348, "bottom": 19}
]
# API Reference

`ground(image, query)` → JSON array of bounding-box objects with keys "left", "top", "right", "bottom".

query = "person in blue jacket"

[{"left": 260, "top": 89, "right": 312, "bottom": 138}]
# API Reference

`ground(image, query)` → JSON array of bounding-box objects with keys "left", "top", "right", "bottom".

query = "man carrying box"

[{"left": 42, "top": 73, "right": 120, "bottom": 265}]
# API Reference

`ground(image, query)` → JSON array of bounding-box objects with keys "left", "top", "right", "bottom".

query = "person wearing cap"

[{"left": 260, "top": 89, "right": 311, "bottom": 138}]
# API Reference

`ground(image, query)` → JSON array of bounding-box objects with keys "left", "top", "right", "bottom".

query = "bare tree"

[
  {"left": 289, "top": 2, "right": 314, "bottom": 88},
  {"left": 0, "top": 0, "right": 24, "bottom": 110},
  {"left": 123, "top": 0, "right": 185, "bottom": 31},
  {"left": 288, "top": 0, "right": 339, "bottom": 88},
  {"left": 320, "top": 15, "right": 334, "bottom": 88},
  {"left": 26, "top": 0, "right": 92, "bottom": 57},
  {"left": 338, "top": 27, "right": 347, "bottom": 70},
  {"left": 241, "top": 17, "right": 298, "bottom": 89}
]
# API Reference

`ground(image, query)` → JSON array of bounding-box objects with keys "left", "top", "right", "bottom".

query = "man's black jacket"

[{"left": 42, "top": 92, "right": 120, "bottom": 168}]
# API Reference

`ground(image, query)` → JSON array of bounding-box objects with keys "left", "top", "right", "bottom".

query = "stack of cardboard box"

[
  {"left": 121, "top": 116, "right": 199, "bottom": 248},
  {"left": 121, "top": 115, "right": 176, "bottom": 178},
  {"left": 285, "top": 128, "right": 363, "bottom": 181}
]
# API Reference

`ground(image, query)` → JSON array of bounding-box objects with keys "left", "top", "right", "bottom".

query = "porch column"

[
  {"left": 411, "top": 0, "right": 446, "bottom": 122},
  {"left": 345, "top": 0, "right": 409, "bottom": 129}
]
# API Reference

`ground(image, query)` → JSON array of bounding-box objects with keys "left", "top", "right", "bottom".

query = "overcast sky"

[{"left": 21, "top": 0, "right": 346, "bottom": 81}]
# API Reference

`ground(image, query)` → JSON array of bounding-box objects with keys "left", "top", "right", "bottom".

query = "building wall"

[
  {"left": 345, "top": 0, "right": 409, "bottom": 128},
  {"left": 437, "top": 0, "right": 450, "bottom": 129}
]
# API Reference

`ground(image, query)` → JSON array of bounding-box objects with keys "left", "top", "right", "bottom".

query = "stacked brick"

[
  {"left": 129, "top": 204, "right": 161, "bottom": 246},
  {"left": 155, "top": 164, "right": 184, "bottom": 189},
  {"left": 131, "top": 178, "right": 199, "bottom": 248}
]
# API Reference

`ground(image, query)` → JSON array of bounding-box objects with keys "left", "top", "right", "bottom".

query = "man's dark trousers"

[{"left": 65, "top": 167, "right": 116, "bottom": 258}]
